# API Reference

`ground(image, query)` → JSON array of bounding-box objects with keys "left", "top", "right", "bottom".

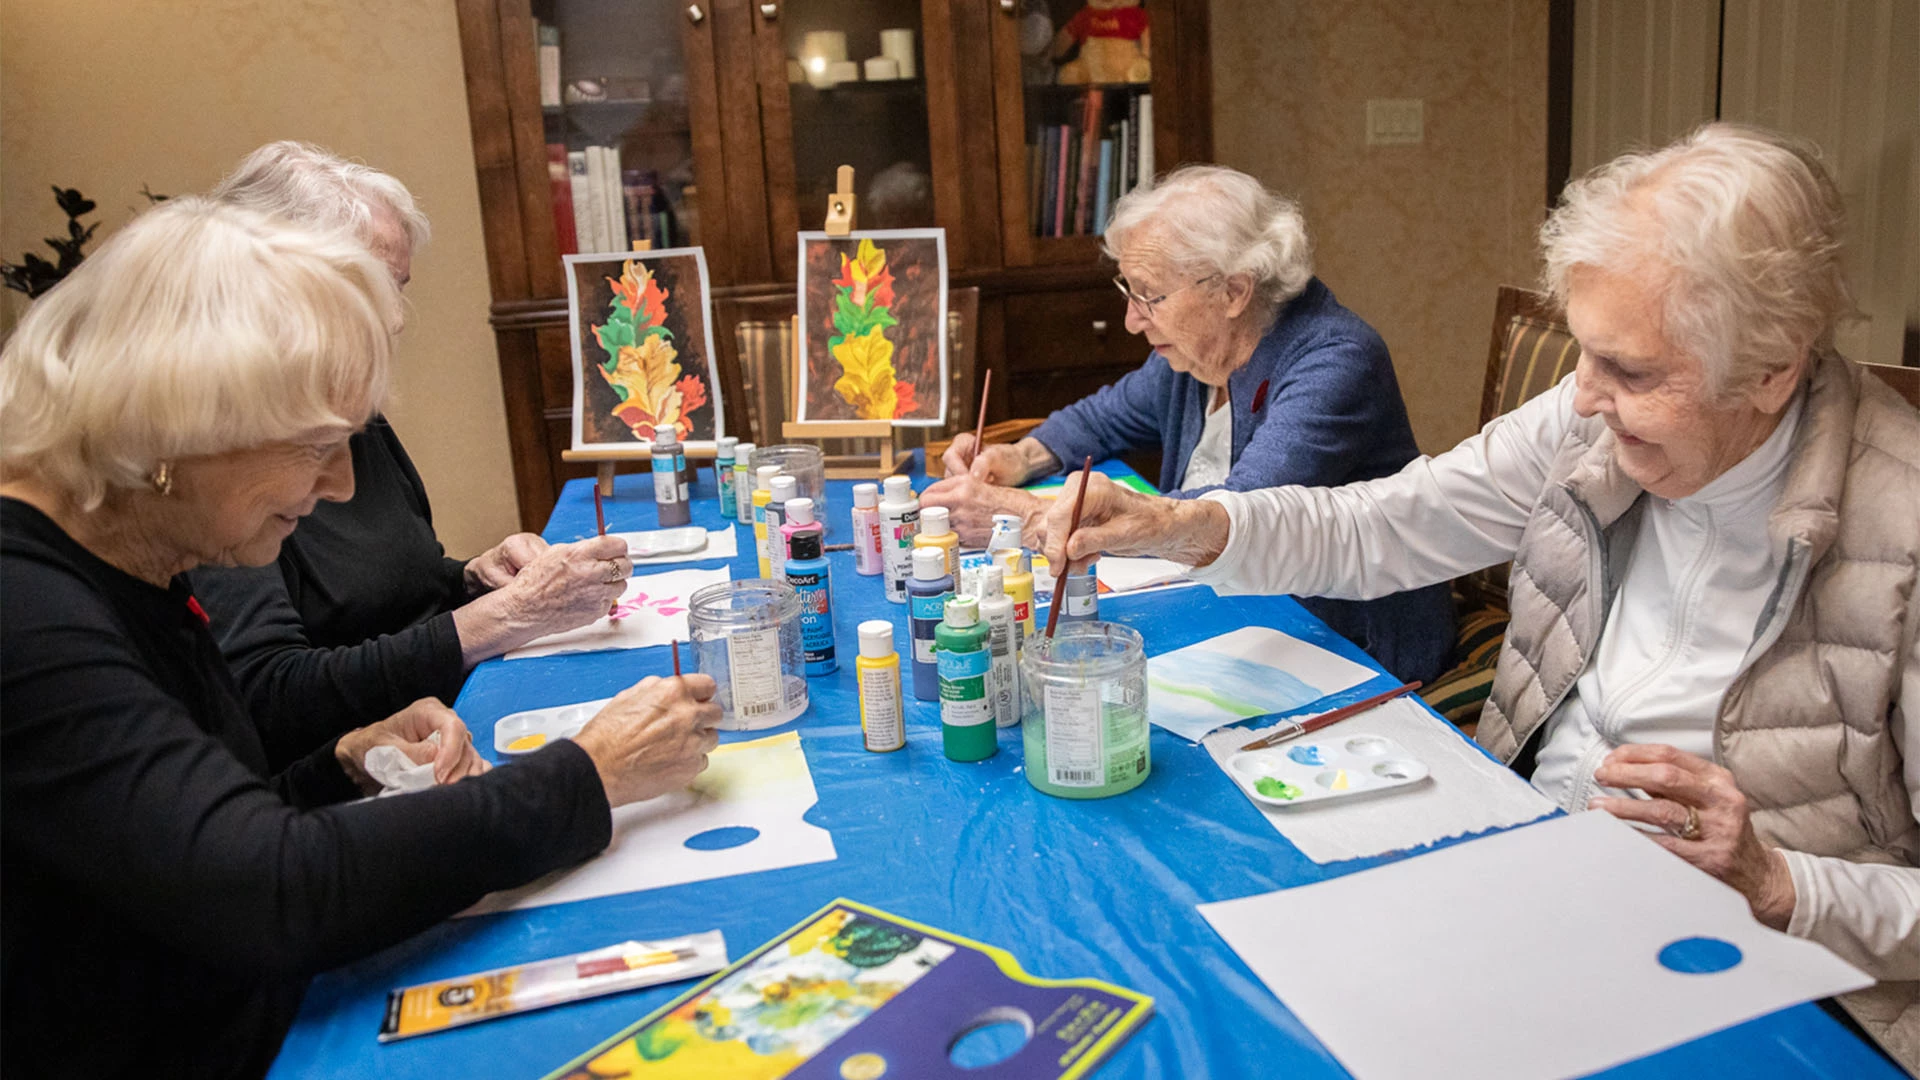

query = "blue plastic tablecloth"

[{"left": 269, "top": 462, "right": 1896, "bottom": 1079}]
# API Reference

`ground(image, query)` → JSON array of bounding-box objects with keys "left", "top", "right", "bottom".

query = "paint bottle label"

[
  {"left": 734, "top": 468, "right": 753, "bottom": 523},
  {"left": 789, "top": 567, "right": 836, "bottom": 674},
  {"left": 674, "top": 450, "right": 689, "bottom": 500},
  {"left": 882, "top": 509, "right": 919, "bottom": 601},
  {"left": 725, "top": 627, "right": 785, "bottom": 722},
  {"left": 986, "top": 618, "right": 1017, "bottom": 727},
  {"left": 859, "top": 666, "right": 904, "bottom": 751},
  {"left": 852, "top": 507, "right": 884, "bottom": 576},
  {"left": 1043, "top": 683, "right": 1104, "bottom": 787},
  {"left": 909, "top": 594, "right": 945, "bottom": 665},
  {"left": 938, "top": 647, "right": 992, "bottom": 728},
  {"left": 652, "top": 458, "right": 679, "bottom": 504},
  {"left": 717, "top": 463, "right": 735, "bottom": 515}
]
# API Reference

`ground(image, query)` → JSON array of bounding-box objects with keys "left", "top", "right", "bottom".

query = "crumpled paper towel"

[{"left": 364, "top": 735, "right": 438, "bottom": 797}]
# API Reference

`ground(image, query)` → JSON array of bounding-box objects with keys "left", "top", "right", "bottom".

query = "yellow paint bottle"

[
  {"left": 998, "top": 548, "right": 1036, "bottom": 646},
  {"left": 856, "top": 620, "right": 905, "bottom": 752},
  {"left": 913, "top": 505, "right": 961, "bottom": 578},
  {"left": 752, "top": 464, "right": 781, "bottom": 578}
]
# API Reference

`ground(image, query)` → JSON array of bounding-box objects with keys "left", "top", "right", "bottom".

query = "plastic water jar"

[
  {"left": 689, "top": 579, "right": 809, "bottom": 729},
  {"left": 1020, "top": 622, "right": 1149, "bottom": 798},
  {"left": 748, "top": 445, "right": 829, "bottom": 536}
]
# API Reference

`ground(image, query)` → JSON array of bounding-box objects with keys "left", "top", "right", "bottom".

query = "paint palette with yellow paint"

[
  {"left": 1228, "top": 734, "right": 1430, "bottom": 809},
  {"left": 493, "top": 698, "right": 608, "bottom": 756}
]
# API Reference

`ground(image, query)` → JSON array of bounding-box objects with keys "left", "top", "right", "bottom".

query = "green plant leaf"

[{"left": 596, "top": 318, "right": 636, "bottom": 354}]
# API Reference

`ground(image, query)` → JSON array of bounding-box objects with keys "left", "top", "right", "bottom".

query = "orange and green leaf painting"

[
  {"left": 826, "top": 239, "right": 912, "bottom": 422},
  {"left": 800, "top": 231, "right": 945, "bottom": 425},
  {"left": 590, "top": 258, "right": 710, "bottom": 441}
]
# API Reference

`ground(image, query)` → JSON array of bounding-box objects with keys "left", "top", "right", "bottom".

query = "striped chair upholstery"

[{"left": 1490, "top": 315, "right": 1582, "bottom": 418}]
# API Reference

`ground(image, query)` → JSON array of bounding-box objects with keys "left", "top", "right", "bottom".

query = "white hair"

[
  {"left": 1541, "top": 123, "right": 1855, "bottom": 401},
  {"left": 211, "top": 140, "right": 431, "bottom": 253},
  {"left": 0, "top": 197, "right": 397, "bottom": 509},
  {"left": 1104, "top": 164, "right": 1314, "bottom": 317}
]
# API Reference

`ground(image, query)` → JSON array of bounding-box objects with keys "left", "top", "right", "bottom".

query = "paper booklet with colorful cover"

[{"left": 542, "top": 898, "right": 1153, "bottom": 1080}]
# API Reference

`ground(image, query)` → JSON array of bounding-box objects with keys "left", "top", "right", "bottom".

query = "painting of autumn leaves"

[
  {"left": 798, "top": 229, "right": 948, "bottom": 426},
  {"left": 567, "top": 250, "right": 724, "bottom": 450}
]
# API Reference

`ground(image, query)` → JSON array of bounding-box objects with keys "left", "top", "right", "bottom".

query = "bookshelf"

[{"left": 455, "top": 0, "right": 1212, "bottom": 528}]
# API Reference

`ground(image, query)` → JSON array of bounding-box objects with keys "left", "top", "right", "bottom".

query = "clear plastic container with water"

[
  {"left": 689, "top": 579, "right": 809, "bottom": 729},
  {"left": 1020, "top": 622, "right": 1150, "bottom": 798},
  {"left": 748, "top": 445, "right": 828, "bottom": 536}
]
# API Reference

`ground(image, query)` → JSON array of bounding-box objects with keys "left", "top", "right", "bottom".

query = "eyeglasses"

[{"left": 1112, "top": 273, "right": 1221, "bottom": 319}]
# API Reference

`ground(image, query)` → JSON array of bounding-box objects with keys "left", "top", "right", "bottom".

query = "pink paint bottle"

[{"left": 850, "top": 482, "right": 883, "bottom": 576}]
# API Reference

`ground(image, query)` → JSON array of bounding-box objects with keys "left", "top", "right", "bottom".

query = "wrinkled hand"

[
  {"left": 1590, "top": 743, "right": 1796, "bottom": 928},
  {"left": 572, "top": 674, "right": 723, "bottom": 807},
  {"left": 921, "top": 472, "right": 1046, "bottom": 547},
  {"left": 464, "top": 532, "right": 550, "bottom": 594},
  {"left": 335, "top": 698, "right": 490, "bottom": 796},
  {"left": 501, "top": 534, "right": 632, "bottom": 631},
  {"left": 943, "top": 433, "right": 1034, "bottom": 488},
  {"left": 1039, "top": 470, "right": 1231, "bottom": 570}
]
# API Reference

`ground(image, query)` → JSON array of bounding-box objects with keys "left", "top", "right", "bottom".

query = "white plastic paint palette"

[
  {"left": 628, "top": 527, "right": 709, "bottom": 558},
  {"left": 1227, "top": 733, "right": 1430, "bottom": 808},
  {"left": 493, "top": 697, "right": 611, "bottom": 756}
]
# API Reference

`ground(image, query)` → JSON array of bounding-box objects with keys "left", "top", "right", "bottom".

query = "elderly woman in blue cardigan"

[{"left": 926, "top": 164, "right": 1452, "bottom": 684}]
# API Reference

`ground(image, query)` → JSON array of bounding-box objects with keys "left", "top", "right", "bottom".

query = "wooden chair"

[{"left": 1863, "top": 360, "right": 1920, "bottom": 410}]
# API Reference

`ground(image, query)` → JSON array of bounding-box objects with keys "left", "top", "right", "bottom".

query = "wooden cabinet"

[{"left": 456, "top": 0, "right": 1211, "bottom": 528}]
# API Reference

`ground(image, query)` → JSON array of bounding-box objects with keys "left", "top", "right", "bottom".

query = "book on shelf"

[
  {"left": 1054, "top": 125, "right": 1072, "bottom": 238},
  {"left": 537, "top": 23, "right": 561, "bottom": 109},
  {"left": 1074, "top": 89, "right": 1103, "bottom": 236},
  {"left": 588, "top": 146, "right": 628, "bottom": 252},
  {"left": 547, "top": 142, "right": 578, "bottom": 255},
  {"left": 1093, "top": 139, "right": 1114, "bottom": 234},
  {"left": 567, "top": 150, "right": 600, "bottom": 252},
  {"left": 1027, "top": 86, "right": 1157, "bottom": 240},
  {"left": 1137, "top": 93, "right": 1154, "bottom": 186}
]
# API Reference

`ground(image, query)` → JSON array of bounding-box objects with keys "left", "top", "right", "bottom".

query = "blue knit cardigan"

[{"left": 1028, "top": 278, "right": 1454, "bottom": 684}]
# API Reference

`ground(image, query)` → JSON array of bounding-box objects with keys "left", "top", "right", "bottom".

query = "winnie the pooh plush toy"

[{"left": 1052, "top": 0, "right": 1150, "bottom": 85}]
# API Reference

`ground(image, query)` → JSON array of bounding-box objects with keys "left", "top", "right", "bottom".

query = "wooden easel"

[
  {"left": 562, "top": 241, "right": 713, "bottom": 496},
  {"left": 782, "top": 166, "right": 898, "bottom": 479}
]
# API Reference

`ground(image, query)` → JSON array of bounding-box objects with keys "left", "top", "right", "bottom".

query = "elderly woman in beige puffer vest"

[{"left": 1037, "top": 123, "right": 1920, "bottom": 1068}]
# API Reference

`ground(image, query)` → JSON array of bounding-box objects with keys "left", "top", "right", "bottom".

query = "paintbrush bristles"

[{"left": 1044, "top": 455, "right": 1095, "bottom": 640}]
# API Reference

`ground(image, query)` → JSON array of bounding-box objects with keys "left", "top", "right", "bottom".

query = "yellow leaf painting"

[
  {"left": 830, "top": 326, "right": 898, "bottom": 421},
  {"left": 603, "top": 335, "right": 687, "bottom": 434}
]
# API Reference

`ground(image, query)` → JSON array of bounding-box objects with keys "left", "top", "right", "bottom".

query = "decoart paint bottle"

[
  {"left": 977, "top": 564, "right": 1019, "bottom": 728},
  {"left": 651, "top": 424, "right": 691, "bottom": 527},
  {"left": 1057, "top": 562, "right": 1099, "bottom": 625},
  {"left": 907, "top": 547, "right": 952, "bottom": 701},
  {"left": 714, "top": 435, "right": 737, "bottom": 520},
  {"left": 877, "top": 475, "right": 920, "bottom": 604},
  {"left": 912, "top": 505, "right": 960, "bottom": 578},
  {"left": 732, "top": 442, "right": 757, "bottom": 525},
  {"left": 765, "top": 475, "right": 798, "bottom": 582},
  {"left": 856, "top": 620, "right": 905, "bottom": 752},
  {"left": 752, "top": 464, "right": 781, "bottom": 577},
  {"left": 850, "top": 482, "right": 883, "bottom": 577},
  {"left": 936, "top": 595, "right": 994, "bottom": 761},
  {"left": 781, "top": 498, "right": 835, "bottom": 676},
  {"left": 998, "top": 548, "right": 1037, "bottom": 646},
  {"left": 964, "top": 513, "right": 1023, "bottom": 597}
]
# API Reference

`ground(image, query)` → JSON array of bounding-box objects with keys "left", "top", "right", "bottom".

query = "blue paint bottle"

[
  {"left": 907, "top": 546, "right": 953, "bottom": 701},
  {"left": 781, "top": 498, "right": 836, "bottom": 676}
]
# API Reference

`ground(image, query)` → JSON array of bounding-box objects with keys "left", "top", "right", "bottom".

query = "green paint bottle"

[{"left": 936, "top": 595, "right": 995, "bottom": 761}]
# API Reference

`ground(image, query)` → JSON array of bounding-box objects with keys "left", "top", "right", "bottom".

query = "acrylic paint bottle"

[
  {"left": 1057, "top": 562, "right": 1099, "bottom": 625},
  {"left": 732, "top": 442, "right": 757, "bottom": 525},
  {"left": 936, "top": 595, "right": 995, "bottom": 761},
  {"left": 714, "top": 436, "right": 737, "bottom": 520},
  {"left": 998, "top": 548, "right": 1037, "bottom": 645},
  {"left": 913, "top": 505, "right": 960, "bottom": 578},
  {"left": 766, "top": 475, "right": 798, "bottom": 581},
  {"left": 752, "top": 464, "right": 781, "bottom": 577},
  {"left": 963, "top": 513, "right": 1024, "bottom": 597},
  {"left": 781, "top": 498, "right": 836, "bottom": 676},
  {"left": 651, "top": 424, "right": 691, "bottom": 527},
  {"left": 850, "top": 482, "right": 883, "bottom": 577},
  {"left": 907, "top": 547, "right": 953, "bottom": 701},
  {"left": 977, "top": 564, "right": 1019, "bottom": 728},
  {"left": 856, "top": 619, "right": 905, "bottom": 752},
  {"left": 877, "top": 475, "right": 920, "bottom": 604}
]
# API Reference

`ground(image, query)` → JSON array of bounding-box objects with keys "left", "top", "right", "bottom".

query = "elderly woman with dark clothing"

[
  {"left": 1042, "top": 125, "right": 1920, "bottom": 1067},
  {"left": 926, "top": 165, "right": 1451, "bottom": 684},
  {"left": 0, "top": 198, "right": 719, "bottom": 1077},
  {"left": 190, "top": 142, "right": 630, "bottom": 763}
]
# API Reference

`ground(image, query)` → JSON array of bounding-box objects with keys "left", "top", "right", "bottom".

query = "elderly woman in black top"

[
  {"left": 0, "top": 197, "right": 718, "bottom": 1077},
  {"left": 190, "top": 141, "right": 628, "bottom": 760}
]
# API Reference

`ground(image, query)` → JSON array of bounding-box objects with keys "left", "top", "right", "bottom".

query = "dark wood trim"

[
  {"left": 494, "top": 327, "right": 561, "bottom": 530},
  {"left": 1546, "top": 0, "right": 1575, "bottom": 207},
  {"left": 1154, "top": 0, "right": 1212, "bottom": 167},
  {"left": 456, "top": 0, "right": 532, "bottom": 301},
  {"left": 497, "top": 0, "right": 565, "bottom": 298},
  {"left": 714, "top": 0, "right": 774, "bottom": 282},
  {"left": 681, "top": 5, "right": 737, "bottom": 284},
  {"left": 749, "top": 0, "right": 799, "bottom": 281},
  {"left": 921, "top": 0, "right": 970, "bottom": 269}
]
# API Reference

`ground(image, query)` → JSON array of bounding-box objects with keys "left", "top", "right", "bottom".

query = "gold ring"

[{"left": 1674, "top": 805, "right": 1701, "bottom": 841}]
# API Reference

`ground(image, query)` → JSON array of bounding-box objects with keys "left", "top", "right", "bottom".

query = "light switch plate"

[{"left": 1366, "top": 98, "right": 1424, "bottom": 145}]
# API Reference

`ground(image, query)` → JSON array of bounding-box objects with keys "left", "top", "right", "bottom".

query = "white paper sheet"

[
  {"left": 1202, "top": 697, "right": 1555, "bottom": 862},
  {"left": 503, "top": 566, "right": 729, "bottom": 660},
  {"left": 614, "top": 527, "right": 739, "bottom": 567},
  {"left": 1198, "top": 811, "right": 1872, "bottom": 1080},
  {"left": 1147, "top": 625, "right": 1377, "bottom": 741},
  {"left": 463, "top": 731, "right": 836, "bottom": 915},
  {"left": 1089, "top": 555, "right": 1192, "bottom": 593}
]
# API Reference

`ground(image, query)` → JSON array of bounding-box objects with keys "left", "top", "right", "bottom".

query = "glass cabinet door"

[
  {"left": 753, "top": 0, "right": 942, "bottom": 279},
  {"left": 535, "top": 0, "right": 709, "bottom": 256}
]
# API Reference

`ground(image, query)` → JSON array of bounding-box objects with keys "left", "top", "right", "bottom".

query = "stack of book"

[
  {"left": 546, "top": 144, "right": 677, "bottom": 256},
  {"left": 1027, "top": 89, "right": 1153, "bottom": 239}
]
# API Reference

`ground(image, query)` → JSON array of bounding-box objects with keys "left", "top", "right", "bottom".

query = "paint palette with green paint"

[{"left": 1228, "top": 734, "right": 1430, "bottom": 809}]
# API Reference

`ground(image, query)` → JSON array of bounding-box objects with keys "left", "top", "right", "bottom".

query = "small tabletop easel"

[
  {"left": 562, "top": 241, "right": 705, "bottom": 497},
  {"left": 783, "top": 166, "right": 897, "bottom": 479}
]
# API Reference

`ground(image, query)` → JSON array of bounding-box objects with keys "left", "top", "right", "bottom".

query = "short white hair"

[
  {"left": 0, "top": 197, "right": 397, "bottom": 509},
  {"left": 1104, "top": 164, "right": 1314, "bottom": 317},
  {"left": 1541, "top": 123, "right": 1855, "bottom": 400},
  {"left": 211, "top": 140, "right": 431, "bottom": 253}
]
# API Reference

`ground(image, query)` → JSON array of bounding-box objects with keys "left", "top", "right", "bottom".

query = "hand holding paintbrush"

[{"left": 1044, "top": 455, "right": 1096, "bottom": 640}]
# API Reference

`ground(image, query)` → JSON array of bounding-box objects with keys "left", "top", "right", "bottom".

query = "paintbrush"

[
  {"left": 1044, "top": 455, "right": 1095, "bottom": 640},
  {"left": 671, "top": 639, "right": 682, "bottom": 676},
  {"left": 593, "top": 486, "right": 607, "bottom": 537},
  {"left": 970, "top": 369, "right": 992, "bottom": 468},
  {"left": 1237, "top": 681, "right": 1424, "bottom": 752}
]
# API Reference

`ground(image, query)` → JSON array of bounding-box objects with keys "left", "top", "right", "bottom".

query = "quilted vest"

[{"left": 1475, "top": 351, "right": 1920, "bottom": 1067}]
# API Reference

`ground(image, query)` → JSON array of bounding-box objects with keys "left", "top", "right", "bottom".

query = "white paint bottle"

[
  {"left": 876, "top": 475, "right": 919, "bottom": 604},
  {"left": 850, "top": 482, "right": 883, "bottom": 577}
]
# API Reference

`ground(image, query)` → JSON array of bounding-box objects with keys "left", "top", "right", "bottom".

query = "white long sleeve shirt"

[{"left": 1188, "top": 375, "right": 1920, "bottom": 976}]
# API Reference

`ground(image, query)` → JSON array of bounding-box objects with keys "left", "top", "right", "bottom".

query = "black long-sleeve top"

[
  {"left": 1, "top": 499, "right": 612, "bottom": 1078},
  {"left": 189, "top": 418, "right": 472, "bottom": 767}
]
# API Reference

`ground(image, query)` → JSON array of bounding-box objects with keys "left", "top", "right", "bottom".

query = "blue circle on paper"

[
  {"left": 1658, "top": 936, "right": 1743, "bottom": 974},
  {"left": 683, "top": 826, "right": 760, "bottom": 851}
]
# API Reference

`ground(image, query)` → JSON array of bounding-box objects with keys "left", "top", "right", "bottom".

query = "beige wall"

[
  {"left": 1, "top": 0, "right": 518, "bottom": 557},
  {"left": 1211, "top": 0, "right": 1550, "bottom": 453}
]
